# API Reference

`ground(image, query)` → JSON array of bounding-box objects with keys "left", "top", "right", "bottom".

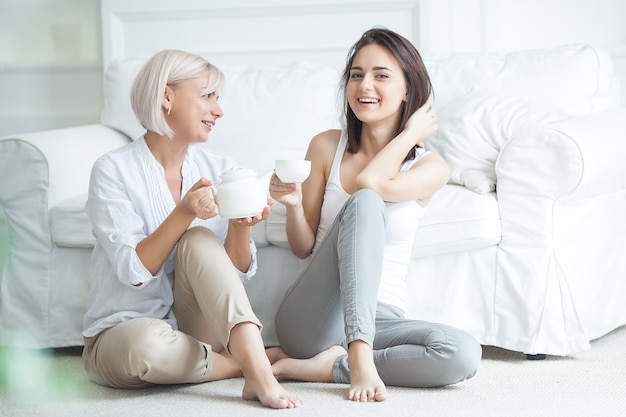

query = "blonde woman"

[{"left": 82, "top": 49, "right": 301, "bottom": 409}]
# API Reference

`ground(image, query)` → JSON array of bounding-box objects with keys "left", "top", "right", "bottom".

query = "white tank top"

[{"left": 314, "top": 131, "right": 428, "bottom": 312}]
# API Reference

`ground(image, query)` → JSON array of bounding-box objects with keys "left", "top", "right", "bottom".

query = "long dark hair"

[{"left": 341, "top": 28, "right": 432, "bottom": 162}]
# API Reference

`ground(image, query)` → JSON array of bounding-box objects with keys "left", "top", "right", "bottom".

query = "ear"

[{"left": 161, "top": 85, "right": 173, "bottom": 112}]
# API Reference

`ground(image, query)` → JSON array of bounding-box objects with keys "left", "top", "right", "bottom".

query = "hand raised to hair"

[{"left": 405, "top": 100, "right": 438, "bottom": 147}]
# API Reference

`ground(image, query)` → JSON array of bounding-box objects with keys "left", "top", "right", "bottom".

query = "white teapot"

[{"left": 210, "top": 166, "right": 272, "bottom": 219}]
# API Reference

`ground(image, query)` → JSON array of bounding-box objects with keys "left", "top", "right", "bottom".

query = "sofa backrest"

[
  {"left": 101, "top": 43, "right": 620, "bottom": 178},
  {"left": 424, "top": 43, "right": 620, "bottom": 116},
  {"left": 101, "top": 59, "right": 343, "bottom": 175}
]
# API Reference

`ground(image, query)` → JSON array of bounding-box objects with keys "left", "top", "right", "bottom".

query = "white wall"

[
  {"left": 0, "top": 0, "right": 102, "bottom": 137},
  {"left": 0, "top": 0, "right": 625, "bottom": 138}
]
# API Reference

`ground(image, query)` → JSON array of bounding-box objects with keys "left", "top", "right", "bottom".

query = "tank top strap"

[{"left": 327, "top": 131, "right": 348, "bottom": 188}]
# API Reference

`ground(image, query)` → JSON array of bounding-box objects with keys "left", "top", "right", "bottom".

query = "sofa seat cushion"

[
  {"left": 50, "top": 194, "right": 269, "bottom": 249},
  {"left": 265, "top": 184, "right": 501, "bottom": 257},
  {"left": 50, "top": 195, "right": 94, "bottom": 248},
  {"left": 412, "top": 185, "right": 501, "bottom": 258}
]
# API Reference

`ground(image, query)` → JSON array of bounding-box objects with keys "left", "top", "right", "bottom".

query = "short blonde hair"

[{"left": 131, "top": 49, "right": 225, "bottom": 139}]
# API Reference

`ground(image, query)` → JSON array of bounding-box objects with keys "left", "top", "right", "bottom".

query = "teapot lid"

[{"left": 220, "top": 166, "right": 256, "bottom": 181}]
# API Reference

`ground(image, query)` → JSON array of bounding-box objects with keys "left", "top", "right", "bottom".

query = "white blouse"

[{"left": 82, "top": 137, "right": 257, "bottom": 338}]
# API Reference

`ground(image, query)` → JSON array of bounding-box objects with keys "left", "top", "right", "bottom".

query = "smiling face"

[
  {"left": 164, "top": 71, "right": 223, "bottom": 143},
  {"left": 346, "top": 44, "right": 407, "bottom": 130}
]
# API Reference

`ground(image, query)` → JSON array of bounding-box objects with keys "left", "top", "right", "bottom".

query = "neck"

[
  {"left": 144, "top": 131, "right": 188, "bottom": 170},
  {"left": 359, "top": 124, "right": 394, "bottom": 156}
]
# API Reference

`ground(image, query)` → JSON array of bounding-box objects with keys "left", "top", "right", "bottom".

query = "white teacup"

[{"left": 275, "top": 159, "right": 311, "bottom": 183}]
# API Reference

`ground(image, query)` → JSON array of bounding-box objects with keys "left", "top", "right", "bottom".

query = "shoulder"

[
  {"left": 308, "top": 129, "right": 342, "bottom": 155},
  {"left": 92, "top": 140, "right": 142, "bottom": 174}
]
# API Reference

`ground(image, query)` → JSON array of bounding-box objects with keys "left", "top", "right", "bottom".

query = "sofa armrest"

[
  {"left": 494, "top": 109, "right": 626, "bottom": 353},
  {"left": 0, "top": 125, "right": 131, "bottom": 209},
  {"left": 0, "top": 124, "right": 130, "bottom": 345},
  {"left": 496, "top": 109, "right": 626, "bottom": 227},
  {"left": 0, "top": 123, "right": 130, "bottom": 252}
]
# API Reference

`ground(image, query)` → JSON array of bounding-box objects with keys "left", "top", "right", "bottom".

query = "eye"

[
  {"left": 375, "top": 73, "right": 390, "bottom": 79},
  {"left": 349, "top": 72, "right": 363, "bottom": 79}
]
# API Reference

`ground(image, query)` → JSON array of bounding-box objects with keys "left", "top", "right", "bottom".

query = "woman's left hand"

[
  {"left": 406, "top": 100, "right": 438, "bottom": 147},
  {"left": 229, "top": 198, "right": 274, "bottom": 227}
]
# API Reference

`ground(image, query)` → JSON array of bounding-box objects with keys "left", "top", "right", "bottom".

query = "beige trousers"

[{"left": 82, "top": 226, "right": 261, "bottom": 389}]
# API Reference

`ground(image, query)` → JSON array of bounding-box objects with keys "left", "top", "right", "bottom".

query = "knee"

[
  {"left": 177, "top": 227, "right": 222, "bottom": 262},
  {"left": 125, "top": 320, "right": 181, "bottom": 366},
  {"left": 347, "top": 189, "right": 386, "bottom": 222},
  {"left": 444, "top": 332, "right": 482, "bottom": 384},
  {"left": 179, "top": 226, "right": 220, "bottom": 248},
  {"left": 352, "top": 189, "right": 384, "bottom": 209}
]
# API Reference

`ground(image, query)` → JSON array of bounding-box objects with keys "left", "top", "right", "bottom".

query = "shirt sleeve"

[
  {"left": 238, "top": 238, "right": 258, "bottom": 284},
  {"left": 87, "top": 156, "right": 160, "bottom": 287}
]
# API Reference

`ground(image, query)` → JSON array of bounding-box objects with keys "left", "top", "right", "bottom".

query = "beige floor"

[{"left": 1, "top": 325, "right": 625, "bottom": 417}]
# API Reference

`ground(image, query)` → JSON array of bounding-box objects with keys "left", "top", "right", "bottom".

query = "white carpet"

[{"left": 1, "top": 326, "right": 625, "bottom": 417}]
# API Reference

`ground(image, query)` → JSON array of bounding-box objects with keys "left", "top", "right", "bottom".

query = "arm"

[
  {"left": 270, "top": 130, "right": 339, "bottom": 259},
  {"left": 134, "top": 178, "right": 212, "bottom": 276},
  {"left": 224, "top": 203, "right": 271, "bottom": 272},
  {"left": 356, "top": 102, "right": 448, "bottom": 203}
]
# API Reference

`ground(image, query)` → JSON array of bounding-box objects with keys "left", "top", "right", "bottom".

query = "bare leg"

[
  {"left": 272, "top": 345, "right": 347, "bottom": 382},
  {"left": 347, "top": 340, "right": 387, "bottom": 402},
  {"left": 228, "top": 322, "right": 302, "bottom": 409},
  {"left": 266, "top": 347, "right": 289, "bottom": 364},
  {"left": 206, "top": 350, "right": 242, "bottom": 381}
]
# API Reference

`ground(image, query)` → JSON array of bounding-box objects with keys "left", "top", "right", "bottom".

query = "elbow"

[
  {"left": 291, "top": 245, "right": 313, "bottom": 259},
  {"left": 354, "top": 172, "right": 380, "bottom": 193},
  {"left": 294, "top": 250, "right": 311, "bottom": 260}
]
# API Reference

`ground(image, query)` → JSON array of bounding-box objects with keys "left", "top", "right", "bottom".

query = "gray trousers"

[{"left": 275, "top": 189, "right": 481, "bottom": 388}]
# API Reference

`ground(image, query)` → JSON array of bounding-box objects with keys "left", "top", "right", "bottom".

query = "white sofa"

[{"left": 1, "top": 44, "right": 625, "bottom": 356}]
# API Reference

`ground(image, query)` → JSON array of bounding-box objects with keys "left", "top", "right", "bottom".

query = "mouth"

[
  {"left": 202, "top": 120, "right": 214, "bottom": 128},
  {"left": 357, "top": 97, "right": 380, "bottom": 104}
]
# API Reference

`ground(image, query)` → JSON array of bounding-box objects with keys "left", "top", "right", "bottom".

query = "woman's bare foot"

[
  {"left": 228, "top": 322, "right": 302, "bottom": 409},
  {"left": 242, "top": 370, "right": 302, "bottom": 409},
  {"left": 347, "top": 340, "right": 387, "bottom": 402},
  {"left": 272, "top": 345, "right": 347, "bottom": 382}
]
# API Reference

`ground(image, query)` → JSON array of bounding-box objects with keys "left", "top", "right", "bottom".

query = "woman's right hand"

[
  {"left": 268, "top": 173, "right": 303, "bottom": 209},
  {"left": 181, "top": 177, "right": 219, "bottom": 220}
]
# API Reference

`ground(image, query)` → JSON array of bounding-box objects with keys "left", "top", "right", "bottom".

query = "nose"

[
  {"left": 212, "top": 101, "right": 224, "bottom": 119},
  {"left": 359, "top": 73, "right": 374, "bottom": 91}
]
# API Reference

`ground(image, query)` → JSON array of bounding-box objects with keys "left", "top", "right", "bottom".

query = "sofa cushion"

[
  {"left": 425, "top": 43, "right": 620, "bottom": 116},
  {"left": 266, "top": 184, "right": 501, "bottom": 257},
  {"left": 209, "top": 62, "right": 342, "bottom": 175},
  {"left": 101, "top": 59, "right": 146, "bottom": 140},
  {"left": 426, "top": 92, "right": 566, "bottom": 194},
  {"left": 101, "top": 59, "right": 342, "bottom": 173},
  {"left": 412, "top": 185, "right": 501, "bottom": 258},
  {"left": 50, "top": 194, "right": 268, "bottom": 248},
  {"left": 50, "top": 195, "right": 94, "bottom": 248}
]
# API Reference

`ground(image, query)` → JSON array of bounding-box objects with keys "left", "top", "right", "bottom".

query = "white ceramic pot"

[{"left": 211, "top": 167, "right": 271, "bottom": 218}]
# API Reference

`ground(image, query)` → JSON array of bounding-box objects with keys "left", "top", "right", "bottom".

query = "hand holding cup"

[{"left": 274, "top": 159, "right": 311, "bottom": 183}]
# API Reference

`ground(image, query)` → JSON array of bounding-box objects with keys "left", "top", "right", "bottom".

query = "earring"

[{"left": 167, "top": 107, "right": 171, "bottom": 116}]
